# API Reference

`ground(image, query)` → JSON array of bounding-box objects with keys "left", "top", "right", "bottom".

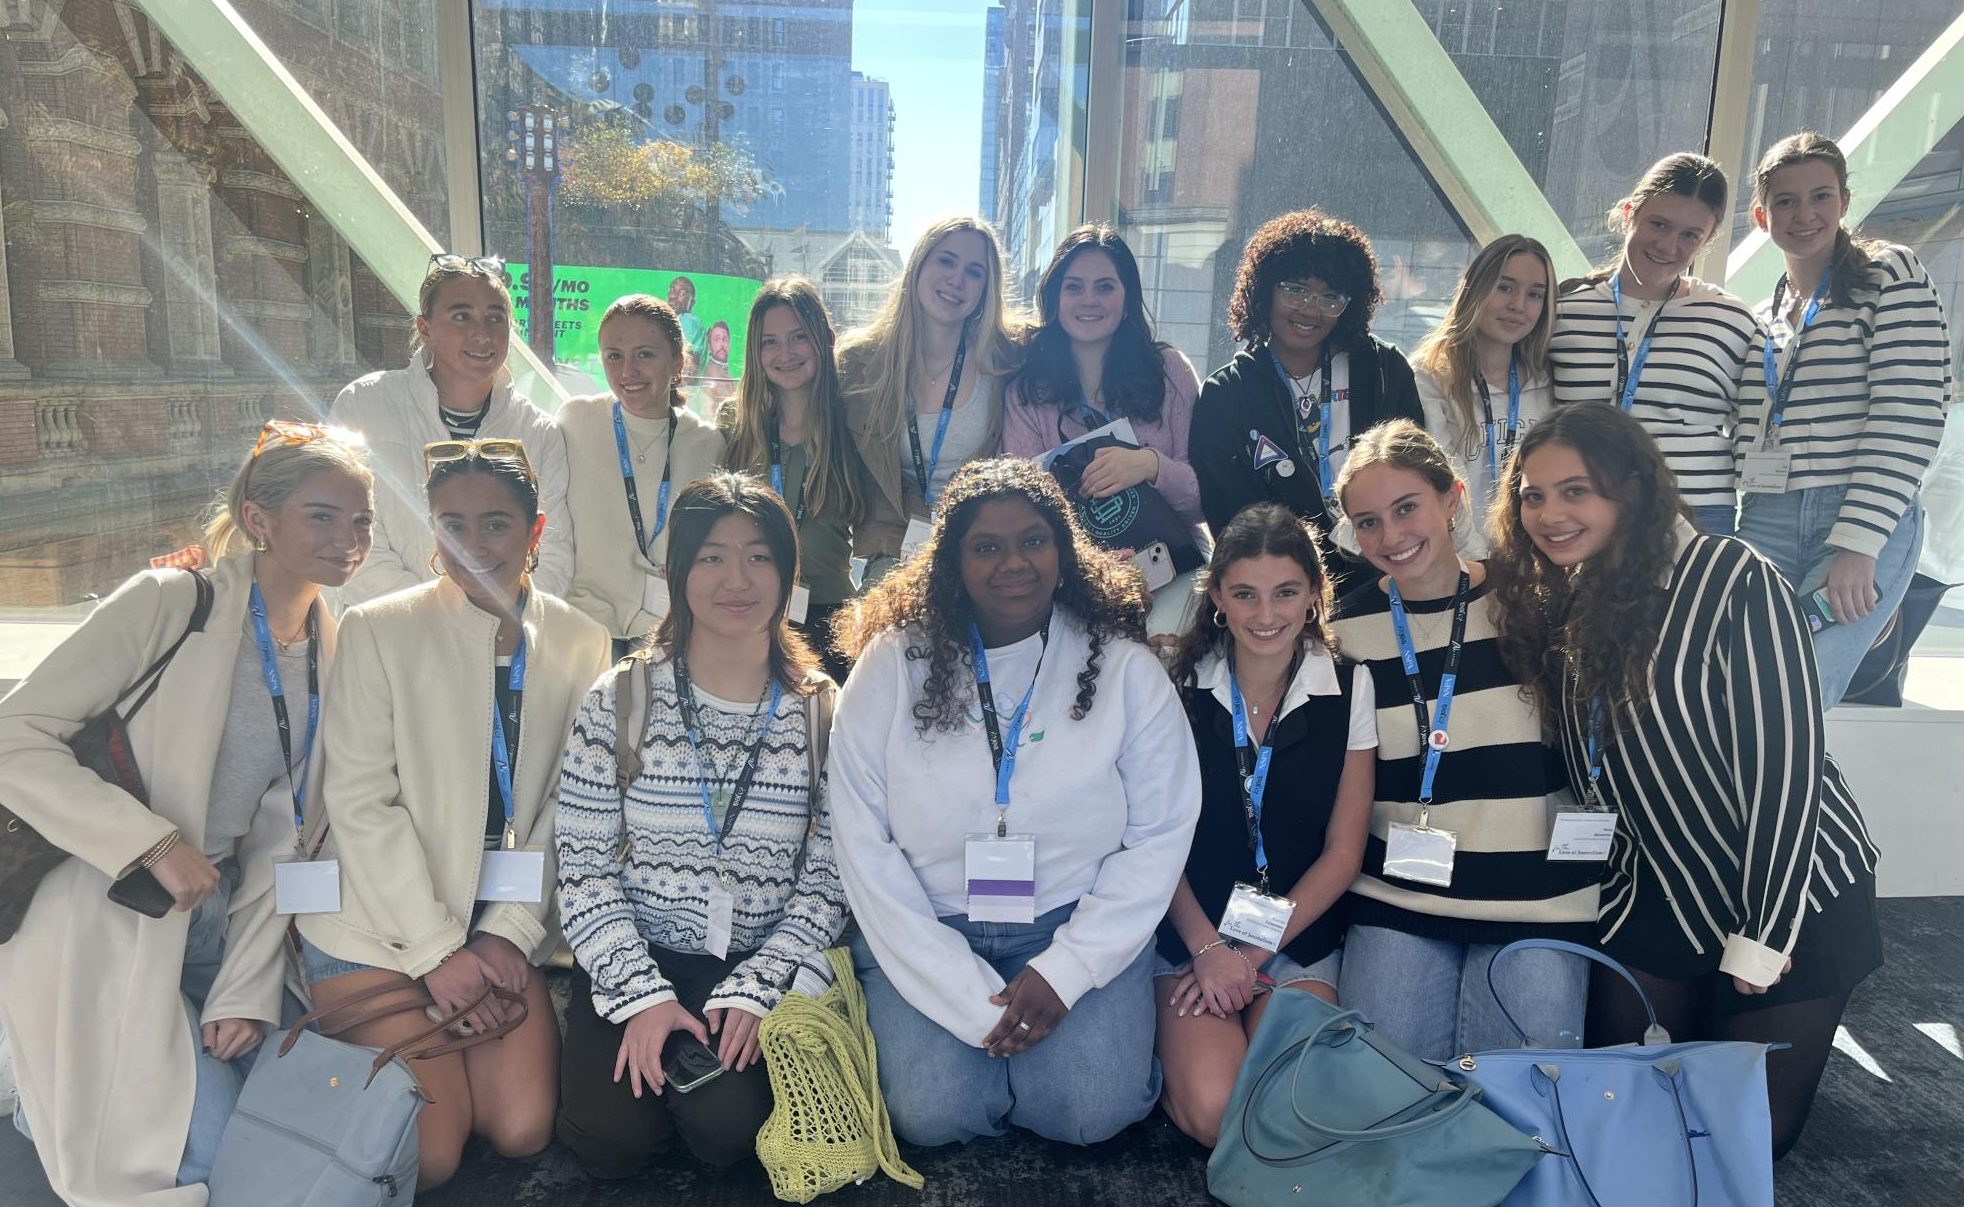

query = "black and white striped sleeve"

[{"left": 1720, "top": 557, "right": 1826, "bottom": 985}]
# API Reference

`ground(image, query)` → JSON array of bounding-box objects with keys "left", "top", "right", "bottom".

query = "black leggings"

[{"left": 1585, "top": 962, "right": 1851, "bottom": 1161}]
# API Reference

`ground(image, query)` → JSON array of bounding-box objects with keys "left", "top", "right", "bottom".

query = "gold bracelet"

[{"left": 138, "top": 830, "right": 180, "bottom": 869}]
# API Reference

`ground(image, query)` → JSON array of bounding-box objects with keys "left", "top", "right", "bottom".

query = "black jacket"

[{"left": 1189, "top": 335, "right": 1423, "bottom": 542}]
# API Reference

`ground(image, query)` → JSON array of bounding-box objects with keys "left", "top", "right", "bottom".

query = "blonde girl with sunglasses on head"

[
  {"left": 295, "top": 439, "right": 610, "bottom": 1190},
  {"left": 559, "top": 294, "right": 727, "bottom": 652},
  {"left": 330, "top": 253, "right": 574, "bottom": 607},
  {"left": 0, "top": 422, "right": 373, "bottom": 1204},
  {"left": 1411, "top": 235, "right": 1559, "bottom": 555}
]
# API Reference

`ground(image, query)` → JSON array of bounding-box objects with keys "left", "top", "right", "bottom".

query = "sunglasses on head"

[
  {"left": 428, "top": 253, "right": 513, "bottom": 285},
  {"left": 423, "top": 437, "right": 535, "bottom": 480},
  {"left": 251, "top": 419, "right": 332, "bottom": 458}
]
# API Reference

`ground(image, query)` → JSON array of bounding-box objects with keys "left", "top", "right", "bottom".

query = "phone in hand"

[
  {"left": 1799, "top": 588, "right": 1837, "bottom": 633},
  {"left": 661, "top": 1029, "right": 725, "bottom": 1094},
  {"left": 1131, "top": 541, "right": 1176, "bottom": 593}
]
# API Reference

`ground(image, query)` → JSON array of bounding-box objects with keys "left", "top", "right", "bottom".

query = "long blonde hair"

[
  {"left": 837, "top": 215, "right": 1028, "bottom": 445},
  {"left": 720, "top": 278, "right": 866, "bottom": 523},
  {"left": 204, "top": 425, "right": 372, "bottom": 557},
  {"left": 1412, "top": 235, "right": 1557, "bottom": 461}
]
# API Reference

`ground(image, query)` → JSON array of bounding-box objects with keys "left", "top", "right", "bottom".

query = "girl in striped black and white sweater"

[
  {"left": 554, "top": 473, "right": 846, "bottom": 1175},
  {"left": 1491, "top": 404, "right": 1880, "bottom": 1161},
  {"left": 1736, "top": 132, "right": 1955, "bottom": 709},
  {"left": 1549, "top": 153, "right": 1765, "bottom": 536}
]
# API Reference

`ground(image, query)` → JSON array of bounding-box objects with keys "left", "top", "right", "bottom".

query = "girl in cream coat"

[
  {"left": 297, "top": 438, "right": 609, "bottom": 1189},
  {"left": 559, "top": 294, "right": 725, "bottom": 643},
  {"left": 0, "top": 424, "right": 374, "bottom": 1205}
]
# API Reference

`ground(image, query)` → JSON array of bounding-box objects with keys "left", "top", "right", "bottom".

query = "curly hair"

[
  {"left": 838, "top": 457, "right": 1147, "bottom": 734},
  {"left": 1227, "top": 208, "right": 1382, "bottom": 350},
  {"left": 1169, "top": 503, "right": 1337, "bottom": 688},
  {"left": 1487, "top": 405, "right": 1690, "bottom": 732}
]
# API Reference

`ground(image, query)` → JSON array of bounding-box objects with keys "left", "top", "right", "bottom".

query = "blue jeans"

[
  {"left": 1738, "top": 485, "right": 1924, "bottom": 710},
  {"left": 1338, "top": 925, "right": 1588, "bottom": 1063},
  {"left": 1693, "top": 502, "right": 1737, "bottom": 537},
  {"left": 848, "top": 904, "right": 1160, "bottom": 1147},
  {"left": 15, "top": 863, "right": 249, "bottom": 1186}
]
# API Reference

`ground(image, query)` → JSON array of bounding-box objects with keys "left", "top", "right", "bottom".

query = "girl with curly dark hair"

[
  {"left": 1189, "top": 209, "right": 1424, "bottom": 566},
  {"left": 1152, "top": 504, "right": 1377, "bottom": 1147},
  {"left": 828, "top": 458, "right": 1201, "bottom": 1148},
  {"left": 1327, "top": 420, "right": 1596, "bottom": 1065},
  {"left": 1489, "top": 404, "right": 1880, "bottom": 1159}
]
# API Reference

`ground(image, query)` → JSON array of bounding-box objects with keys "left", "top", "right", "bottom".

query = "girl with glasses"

[
  {"left": 827, "top": 458, "right": 1201, "bottom": 1148},
  {"left": 1548, "top": 154, "right": 1763, "bottom": 537},
  {"left": 0, "top": 424, "right": 373, "bottom": 1200},
  {"left": 330, "top": 253, "right": 573, "bottom": 606},
  {"left": 1734, "top": 131, "right": 1953, "bottom": 710},
  {"left": 719, "top": 278, "right": 871, "bottom": 681},
  {"left": 838, "top": 217, "right": 1028, "bottom": 583},
  {"left": 1190, "top": 208, "right": 1424, "bottom": 577},
  {"left": 554, "top": 474, "right": 847, "bottom": 1175},
  {"left": 1411, "top": 235, "right": 1560, "bottom": 555},
  {"left": 295, "top": 439, "right": 611, "bottom": 1190},
  {"left": 559, "top": 294, "right": 727, "bottom": 654}
]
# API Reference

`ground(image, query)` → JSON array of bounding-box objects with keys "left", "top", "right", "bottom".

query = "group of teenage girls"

[{"left": 0, "top": 128, "right": 1948, "bottom": 1204}]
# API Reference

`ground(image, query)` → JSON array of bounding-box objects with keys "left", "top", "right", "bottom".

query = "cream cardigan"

[
  {"left": 557, "top": 394, "right": 726, "bottom": 639},
  {"left": 0, "top": 552, "right": 334, "bottom": 1206},
  {"left": 297, "top": 577, "right": 610, "bottom": 977}
]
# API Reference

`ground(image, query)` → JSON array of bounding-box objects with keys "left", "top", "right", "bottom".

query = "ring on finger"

[{"left": 1016, "top": 1020, "right": 1033, "bottom": 1032}]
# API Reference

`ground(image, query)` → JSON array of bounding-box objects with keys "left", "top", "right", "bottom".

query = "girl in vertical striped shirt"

[
  {"left": 1549, "top": 154, "right": 1764, "bottom": 536},
  {"left": 1736, "top": 131, "right": 1954, "bottom": 709},
  {"left": 1491, "top": 404, "right": 1881, "bottom": 1159}
]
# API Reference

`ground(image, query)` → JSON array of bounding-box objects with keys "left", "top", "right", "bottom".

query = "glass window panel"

[{"left": 0, "top": 0, "right": 443, "bottom": 616}]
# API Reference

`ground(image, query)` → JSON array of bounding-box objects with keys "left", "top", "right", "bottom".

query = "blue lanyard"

[
  {"left": 1583, "top": 697, "right": 1608, "bottom": 809},
  {"left": 1761, "top": 273, "right": 1830, "bottom": 436},
  {"left": 247, "top": 582, "right": 319, "bottom": 831},
  {"left": 1388, "top": 573, "right": 1470, "bottom": 807},
  {"left": 1476, "top": 353, "right": 1522, "bottom": 490},
  {"left": 490, "top": 625, "right": 528, "bottom": 845},
  {"left": 1228, "top": 654, "right": 1294, "bottom": 892},
  {"left": 969, "top": 623, "right": 1048, "bottom": 834},
  {"left": 1610, "top": 274, "right": 1680, "bottom": 412},
  {"left": 1269, "top": 346, "right": 1335, "bottom": 500},
  {"left": 612, "top": 402, "right": 675, "bottom": 558},
  {"left": 672, "top": 656, "right": 782, "bottom": 856},
  {"left": 907, "top": 336, "right": 968, "bottom": 509}
]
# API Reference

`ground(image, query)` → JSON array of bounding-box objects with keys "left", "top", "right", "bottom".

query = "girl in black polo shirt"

[{"left": 1153, "top": 503, "right": 1377, "bottom": 1147}]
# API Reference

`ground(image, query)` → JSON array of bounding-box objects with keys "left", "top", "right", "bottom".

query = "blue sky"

[{"left": 852, "top": 0, "right": 988, "bottom": 251}]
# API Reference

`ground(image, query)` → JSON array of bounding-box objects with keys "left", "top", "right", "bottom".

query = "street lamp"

[{"left": 505, "top": 105, "right": 565, "bottom": 362}]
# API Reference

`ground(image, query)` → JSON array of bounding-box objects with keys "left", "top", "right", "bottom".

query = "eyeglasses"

[
  {"left": 251, "top": 419, "right": 332, "bottom": 457},
  {"left": 428, "top": 253, "right": 512, "bottom": 285},
  {"left": 423, "top": 437, "right": 535, "bottom": 480},
  {"left": 1275, "top": 281, "right": 1351, "bottom": 316}
]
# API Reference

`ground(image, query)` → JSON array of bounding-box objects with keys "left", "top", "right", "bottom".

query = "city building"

[
  {"left": 735, "top": 227, "right": 902, "bottom": 328},
  {"left": 980, "top": 4, "right": 1004, "bottom": 221},
  {"left": 848, "top": 71, "right": 895, "bottom": 244}
]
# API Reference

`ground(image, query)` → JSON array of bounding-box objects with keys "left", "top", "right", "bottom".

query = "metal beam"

[
  {"left": 1699, "top": 0, "right": 1761, "bottom": 277},
  {"left": 125, "top": 0, "right": 566, "bottom": 403},
  {"left": 1727, "top": 11, "right": 1964, "bottom": 302},
  {"left": 1080, "top": 0, "right": 1124, "bottom": 227},
  {"left": 1307, "top": 0, "right": 1590, "bottom": 280},
  {"left": 435, "top": 0, "right": 486, "bottom": 257}
]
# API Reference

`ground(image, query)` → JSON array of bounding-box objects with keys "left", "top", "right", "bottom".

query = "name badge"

[
  {"left": 476, "top": 849, "right": 546, "bottom": 903},
  {"left": 642, "top": 572, "right": 672, "bottom": 618},
  {"left": 703, "top": 877, "right": 735, "bottom": 960},
  {"left": 274, "top": 858, "right": 341, "bottom": 915},
  {"left": 1740, "top": 450, "right": 1792, "bottom": 495},
  {"left": 1383, "top": 822, "right": 1456, "bottom": 887},
  {"left": 901, "top": 516, "right": 935, "bottom": 558},
  {"left": 965, "top": 833, "right": 1037, "bottom": 924},
  {"left": 1218, "top": 883, "right": 1294, "bottom": 951},
  {"left": 1547, "top": 811, "right": 1618, "bottom": 862},
  {"left": 788, "top": 583, "right": 811, "bottom": 625}
]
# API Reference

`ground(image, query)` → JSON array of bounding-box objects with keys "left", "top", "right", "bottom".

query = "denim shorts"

[
  {"left": 1153, "top": 944, "right": 1342, "bottom": 992},
  {"left": 297, "top": 932, "right": 380, "bottom": 984}
]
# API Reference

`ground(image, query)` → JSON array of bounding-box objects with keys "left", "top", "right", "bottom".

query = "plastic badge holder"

[
  {"left": 1218, "top": 882, "right": 1294, "bottom": 950},
  {"left": 1382, "top": 820, "right": 1456, "bottom": 887}
]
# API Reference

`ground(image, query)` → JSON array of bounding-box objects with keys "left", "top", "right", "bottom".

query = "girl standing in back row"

[{"left": 1548, "top": 153, "right": 1764, "bottom": 536}]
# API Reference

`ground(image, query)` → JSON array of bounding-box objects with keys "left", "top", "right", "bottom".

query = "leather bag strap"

[{"left": 1488, "top": 939, "right": 1667, "bottom": 1045}]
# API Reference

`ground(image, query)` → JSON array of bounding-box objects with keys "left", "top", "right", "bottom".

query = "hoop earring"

[
  {"left": 1448, "top": 513, "right": 1460, "bottom": 533},
  {"left": 428, "top": 550, "right": 446, "bottom": 576},
  {"left": 1211, "top": 609, "right": 1228, "bottom": 629},
  {"left": 526, "top": 549, "right": 540, "bottom": 573},
  {"left": 253, "top": 537, "right": 269, "bottom": 553}
]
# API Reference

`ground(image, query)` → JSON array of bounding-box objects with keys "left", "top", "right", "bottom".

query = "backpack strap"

[
  {"left": 794, "top": 672, "right": 838, "bottom": 880},
  {"left": 614, "top": 652, "right": 652, "bottom": 798}
]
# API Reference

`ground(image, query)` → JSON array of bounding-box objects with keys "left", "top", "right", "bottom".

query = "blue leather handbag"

[
  {"left": 1446, "top": 940, "right": 1781, "bottom": 1207},
  {"left": 1207, "top": 988, "right": 1546, "bottom": 1207}
]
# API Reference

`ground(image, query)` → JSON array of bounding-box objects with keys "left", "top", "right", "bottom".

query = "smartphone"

[
  {"left": 661, "top": 1030, "right": 725, "bottom": 1094},
  {"left": 1798, "top": 589, "right": 1835, "bottom": 633},
  {"left": 1131, "top": 541, "right": 1176, "bottom": 593}
]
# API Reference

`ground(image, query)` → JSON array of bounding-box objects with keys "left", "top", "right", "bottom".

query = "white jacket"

[
  {"left": 329, "top": 350, "right": 573, "bottom": 607},
  {"left": 297, "top": 577, "right": 610, "bottom": 977}
]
